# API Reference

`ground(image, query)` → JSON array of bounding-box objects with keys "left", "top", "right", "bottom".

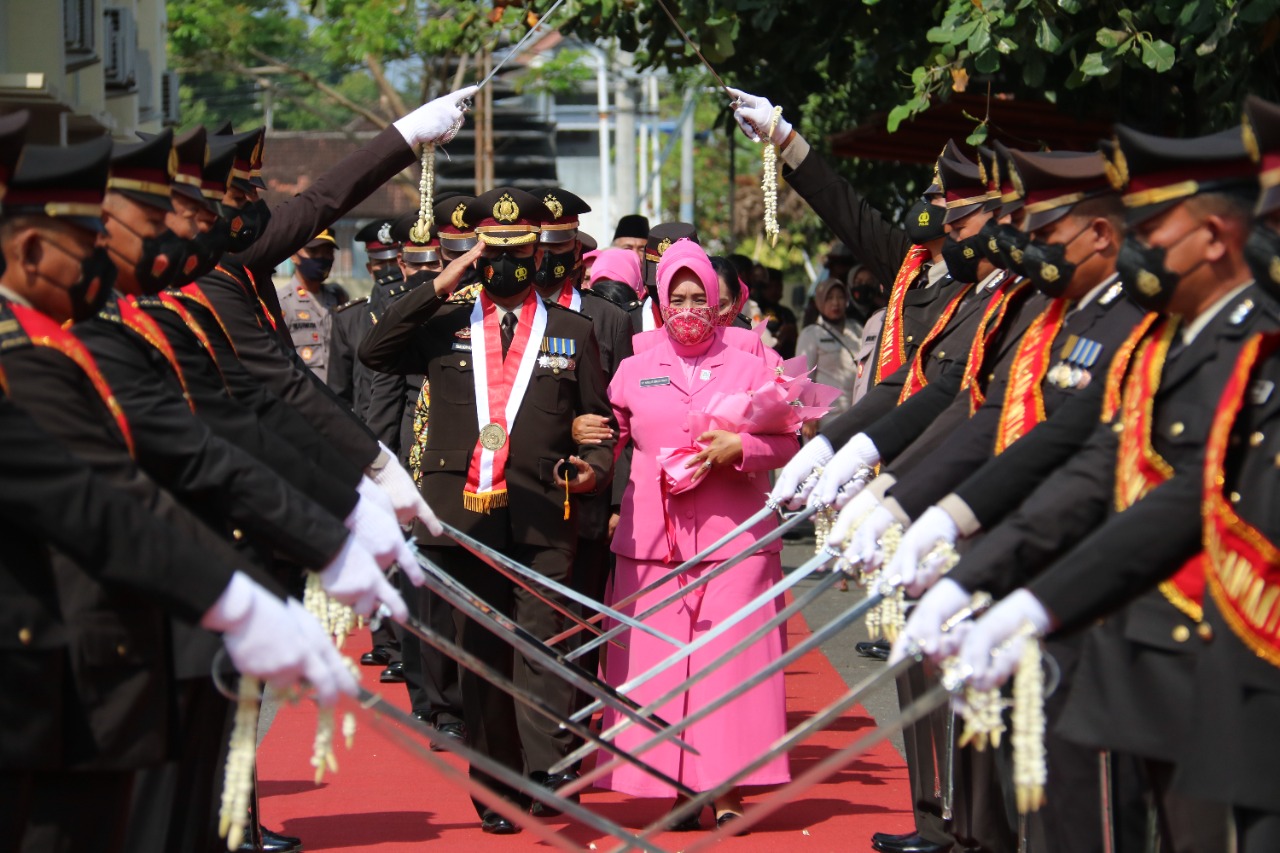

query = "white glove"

[
  {"left": 769, "top": 435, "right": 832, "bottom": 509},
  {"left": 726, "top": 88, "right": 793, "bottom": 146},
  {"left": 319, "top": 536, "right": 408, "bottom": 620},
  {"left": 357, "top": 474, "right": 397, "bottom": 520},
  {"left": 827, "top": 488, "right": 881, "bottom": 552},
  {"left": 201, "top": 573, "right": 358, "bottom": 705},
  {"left": 843, "top": 504, "right": 896, "bottom": 572},
  {"left": 958, "top": 590, "right": 1053, "bottom": 691},
  {"left": 888, "top": 507, "right": 961, "bottom": 598},
  {"left": 345, "top": 493, "right": 417, "bottom": 573},
  {"left": 286, "top": 600, "right": 361, "bottom": 705},
  {"left": 367, "top": 442, "right": 444, "bottom": 536},
  {"left": 811, "top": 433, "right": 881, "bottom": 509},
  {"left": 890, "top": 578, "right": 971, "bottom": 664},
  {"left": 392, "top": 85, "right": 479, "bottom": 147}
]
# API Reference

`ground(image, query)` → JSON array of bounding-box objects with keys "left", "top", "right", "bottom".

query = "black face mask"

[
  {"left": 1244, "top": 223, "right": 1280, "bottom": 299},
  {"left": 993, "top": 224, "right": 1031, "bottom": 277},
  {"left": 1021, "top": 222, "right": 1095, "bottom": 298},
  {"left": 372, "top": 264, "right": 404, "bottom": 289},
  {"left": 482, "top": 252, "right": 535, "bottom": 298},
  {"left": 977, "top": 219, "right": 1007, "bottom": 269},
  {"left": 111, "top": 218, "right": 191, "bottom": 295},
  {"left": 185, "top": 217, "right": 230, "bottom": 283},
  {"left": 1116, "top": 227, "right": 1204, "bottom": 313},
  {"left": 296, "top": 255, "right": 332, "bottom": 283},
  {"left": 905, "top": 198, "right": 945, "bottom": 244},
  {"left": 537, "top": 248, "right": 577, "bottom": 288},
  {"left": 40, "top": 240, "right": 118, "bottom": 323},
  {"left": 224, "top": 199, "right": 271, "bottom": 253},
  {"left": 941, "top": 234, "right": 986, "bottom": 284}
]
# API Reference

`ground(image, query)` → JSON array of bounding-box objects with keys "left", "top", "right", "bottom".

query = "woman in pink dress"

[{"left": 601, "top": 239, "right": 797, "bottom": 830}]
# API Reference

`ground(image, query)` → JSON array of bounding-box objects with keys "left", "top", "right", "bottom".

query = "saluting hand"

[
  {"left": 433, "top": 242, "right": 485, "bottom": 299},
  {"left": 686, "top": 430, "right": 744, "bottom": 484}
]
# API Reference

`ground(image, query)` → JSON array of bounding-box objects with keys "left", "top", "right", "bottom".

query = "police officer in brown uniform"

[{"left": 360, "top": 186, "right": 614, "bottom": 834}]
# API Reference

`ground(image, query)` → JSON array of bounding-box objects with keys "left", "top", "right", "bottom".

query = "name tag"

[
  {"left": 699, "top": 368, "right": 712, "bottom": 381},
  {"left": 452, "top": 342, "right": 472, "bottom": 352},
  {"left": 640, "top": 376, "right": 671, "bottom": 387}
]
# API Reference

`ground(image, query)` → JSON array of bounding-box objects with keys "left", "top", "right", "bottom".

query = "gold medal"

[{"left": 479, "top": 422, "right": 507, "bottom": 451}]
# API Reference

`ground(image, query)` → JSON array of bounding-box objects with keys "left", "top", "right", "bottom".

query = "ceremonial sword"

[
  {"left": 544, "top": 473, "right": 824, "bottom": 648},
  {"left": 389, "top": 610, "right": 698, "bottom": 796},
  {"left": 439, "top": 520, "right": 683, "bottom": 649},
  {"left": 550, "top": 560, "right": 851, "bottom": 782},
  {"left": 567, "top": 535, "right": 836, "bottom": 723},
  {"left": 412, "top": 553, "right": 698, "bottom": 751},
  {"left": 347, "top": 686, "right": 667, "bottom": 853}
]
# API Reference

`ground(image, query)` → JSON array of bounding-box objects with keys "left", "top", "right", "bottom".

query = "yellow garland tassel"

[
  {"left": 219, "top": 676, "right": 261, "bottom": 850},
  {"left": 762, "top": 105, "right": 783, "bottom": 247},
  {"left": 312, "top": 706, "right": 338, "bottom": 784},
  {"left": 409, "top": 143, "right": 436, "bottom": 244},
  {"left": 868, "top": 523, "right": 906, "bottom": 642},
  {"left": 958, "top": 685, "right": 1008, "bottom": 752},
  {"left": 1013, "top": 637, "right": 1048, "bottom": 814}
]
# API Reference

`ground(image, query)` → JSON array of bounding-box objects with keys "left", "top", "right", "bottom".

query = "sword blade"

[
  {"left": 543, "top": 501, "right": 779, "bottom": 647},
  {"left": 440, "top": 520, "right": 681, "bottom": 649},
  {"left": 551, "top": 567, "right": 849, "bottom": 781},
  {"left": 563, "top": 506, "right": 820, "bottom": 661},
  {"left": 569, "top": 538, "right": 833, "bottom": 724},
  {"left": 349, "top": 687, "right": 664, "bottom": 852},
  {"left": 672, "top": 683, "right": 953, "bottom": 850},
  {"left": 414, "top": 554, "right": 697, "bottom": 751},
  {"left": 942, "top": 705, "right": 956, "bottom": 821},
  {"left": 395, "top": 613, "right": 698, "bottom": 797}
]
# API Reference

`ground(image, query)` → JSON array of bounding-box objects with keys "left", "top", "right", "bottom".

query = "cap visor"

[
  {"left": 943, "top": 202, "right": 985, "bottom": 225},
  {"left": 250, "top": 176, "right": 267, "bottom": 189},
  {"left": 116, "top": 188, "right": 174, "bottom": 212},
  {"left": 1124, "top": 199, "right": 1181, "bottom": 227},
  {"left": 539, "top": 229, "right": 577, "bottom": 245},
  {"left": 1023, "top": 205, "right": 1074, "bottom": 234},
  {"left": 1256, "top": 185, "right": 1280, "bottom": 218}
]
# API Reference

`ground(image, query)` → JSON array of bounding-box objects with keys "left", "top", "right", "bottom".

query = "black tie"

[{"left": 501, "top": 312, "right": 518, "bottom": 358}]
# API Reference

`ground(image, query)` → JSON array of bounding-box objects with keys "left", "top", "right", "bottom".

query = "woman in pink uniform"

[{"left": 601, "top": 239, "right": 797, "bottom": 830}]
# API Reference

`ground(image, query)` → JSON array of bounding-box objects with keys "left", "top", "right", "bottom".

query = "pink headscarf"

[
  {"left": 656, "top": 239, "right": 718, "bottom": 309},
  {"left": 586, "top": 248, "right": 643, "bottom": 295}
]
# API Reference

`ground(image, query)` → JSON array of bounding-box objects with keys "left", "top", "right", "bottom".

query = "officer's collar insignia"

[
  {"left": 1098, "top": 281, "right": 1124, "bottom": 305},
  {"left": 1229, "top": 298, "right": 1255, "bottom": 325},
  {"left": 543, "top": 194, "right": 563, "bottom": 219},
  {"left": 493, "top": 193, "right": 520, "bottom": 222}
]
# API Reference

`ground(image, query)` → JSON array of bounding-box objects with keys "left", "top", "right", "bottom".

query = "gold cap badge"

[
  {"left": 493, "top": 193, "right": 520, "bottom": 223},
  {"left": 543, "top": 194, "right": 563, "bottom": 219},
  {"left": 451, "top": 203, "right": 468, "bottom": 229}
]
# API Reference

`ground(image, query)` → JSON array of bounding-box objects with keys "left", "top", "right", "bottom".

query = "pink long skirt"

[{"left": 595, "top": 552, "right": 791, "bottom": 796}]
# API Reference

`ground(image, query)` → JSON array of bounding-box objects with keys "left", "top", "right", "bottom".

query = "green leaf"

[
  {"left": 966, "top": 123, "right": 989, "bottom": 146},
  {"left": 887, "top": 102, "right": 913, "bottom": 133},
  {"left": 967, "top": 25, "right": 991, "bottom": 53},
  {"left": 974, "top": 49, "right": 1000, "bottom": 73},
  {"left": 1036, "top": 18, "right": 1063, "bottom": 52},
  {"left": 995, "top": 37, "right": 1017, "bottom": 54},
  {"left": 1095, "top": 27, "right": 1128, "bottom": 49},
  {"left": 1057, "top": 0, "right": 1082, "bottom": 12},
  {"left": 1240, "top": 0, "right": 1280, "bottom": 24},
  {"left": 1141, "top": 38, "right": 1175, "bottom": 72},
  {"left": 1079, "top": 51, "right": 1113, "bottom": 76},
  {"left": 1022, "top": 54, "right": 1046, "bottom": 87},
  {"left": 911, "top": 66, "right": 928, "bottom": 86}
]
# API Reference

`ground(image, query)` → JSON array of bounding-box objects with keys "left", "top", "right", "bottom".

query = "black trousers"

[
  {"left": 369, "top": 616, "right": 402, "bottom": 662},
  {"left": 1236, "top": 807, "right": 1280, "bottom": 853},
  {"left": 0, "top": 769, "right": 133, "bottom": 853},
  {"left": 1144, "top": 758, "right": 1228, "bottom": 853},
  {"left": 896, "top": 659, "right": 953, "bottom": 846},
  {"left": 427, "top": 542, "right": 576, "bottom": 818},
  {"left": 399, "top": 572, "right": 463, "bottom": 725}
]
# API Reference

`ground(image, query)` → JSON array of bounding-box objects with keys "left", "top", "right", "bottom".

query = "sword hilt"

[{"left": 940, "top": 591, "right": 994, "bottom": 634}]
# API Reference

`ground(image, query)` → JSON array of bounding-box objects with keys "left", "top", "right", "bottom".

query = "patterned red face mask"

[{"left": 662, "top": 304, "right": 716, "bottom": 346}]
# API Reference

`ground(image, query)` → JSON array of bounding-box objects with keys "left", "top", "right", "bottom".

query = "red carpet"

[{"left": 256, "top": 608, "right": 912, "bottom": 851}]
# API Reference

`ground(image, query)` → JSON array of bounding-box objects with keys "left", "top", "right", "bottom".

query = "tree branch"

[
  {"left": 244, "top": 47, "right": 389, "bottom": 129},
  {"left": 365, "top": 54, "right": 410, "bottom": 117}
]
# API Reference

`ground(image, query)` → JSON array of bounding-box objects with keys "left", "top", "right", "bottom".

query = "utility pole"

[
  {"left": 613, "top": 54, "right": 637, "bottom": 218},
  {"left": 679, "top": 86, "right": 696, "bottom": 224}
]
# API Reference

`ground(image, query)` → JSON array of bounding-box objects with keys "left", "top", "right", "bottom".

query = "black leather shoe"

[
  {"left": 871, "top": 832, "right": 950, "bottom": 853},
  {"left": 856, "top": 640, "right": 891, "bottom": 659},
  {"left": 480, "top": 812, "right": 520, "bottom": 835},
  {"left": 236, "top": 825, "right": 302, "bottom": 852},
  {"left": 379, "top": 661, "right": 405, "bottom": 683},
  {"left": 528, "top": 770, "right": 581, "bottom": 817},
  {"left": 871, "top": 830, "right": 918, "bottom": 845},
  {"left": 668, "top": 811, "right": 702, "bottom": 832},
  {"left": 430, "top": 720, "right": 466, "bottom": 752},
  {"left": 715, "top": 811, "right": 749, "bottom": 836},
  {"left": 360, "top": 645, "right": 393, "bottom": 666}
]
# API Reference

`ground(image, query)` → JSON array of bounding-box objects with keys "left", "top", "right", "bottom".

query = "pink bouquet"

[{"left": 658, "top": 357, "right": 842, "bottom": 494}]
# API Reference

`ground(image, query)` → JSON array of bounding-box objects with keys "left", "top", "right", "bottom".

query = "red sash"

[
  {"left": 178, "top": 283, "right": 240, "bottom": 356},
  {"left": 1203, "top": 331, "right": 1280, "bottom": 667},
  {"left": 1101, "top": 313, "right": 1160, "bottom": 422},
  {"left": 155, "top": 293, "right": 227, "bottom": 383},
  {"left": 897, "top": 283, "right": 974, "bottom": 403},
  {"left": 8, "top": 303, "right": 135, "bottom": 457},
  {"left": 118, "top": 297, "right": 195, "bottom": 412},
  {"left": 215, "top": 264, "right": 277, "bottom": 332},
  {"left": 555, "top": 281, "right": 582, "bottom": 311},
  {"left": 875, "top": 245, "right": 931, "bottom": 384},
  {"left": 961, "top": 275, "right": 1028, "bottom": 412},
  {"left": 993, "top": 298, "right": 1069, "bottom": 454},
  {"left": 463, "top": 290, "right": 544, "bottom": 513},
  {"left": 1111, "top": 317, "right": 1205, "bottom": 620}
]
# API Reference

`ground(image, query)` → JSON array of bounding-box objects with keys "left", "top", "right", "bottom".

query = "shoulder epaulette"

[
  {"left": 334, "top": 296, "right": 369, "bottom": 314},
  {"left": 0, "top": 299, "right": 31, "bottom": 353},
  {"left": 447, "top": 282, "right": 483, "bottom": 303}
]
